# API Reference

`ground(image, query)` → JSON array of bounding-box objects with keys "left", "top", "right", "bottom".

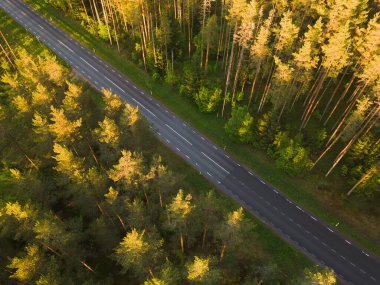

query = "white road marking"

[
  {"left": 105, "top": 76, "right": 124, "bottom": 93},
  {"left": 140, "top": 91, "right": 144, "bottom": 95},
  {"left": 322, "top": 242, "right": 327, "bottom": 247},
  {"left": 207, "top": 172, "right": 212, "bottom": 177},
  {"left": 157, "top": 132, "right": 161, "bottom": 136},
  {"left": 350, "top": 262, "right": 356, "bottom": 267},
  {"left": 176, "top": 147, "right": 180, "bottom": 151},
  {"left": 217, "top": 181, "right": 221, "bottom": 184},
  {"left": 165, "top": 110, "right": 169, "bottom": 113},
  {"left": 310, "top": 216, "right": 317, "bottom": 221},
  {"left": 328, "top": 227, "right": 334, "bottom": 233},
  {"left": 185, "top": 155, "right": 190, "bottom": 159},
  {"left": 340, "top": 255, "right": 346, "bottom": 260},
  {"left": 260, "top": 180, "right": 266, "bottom": 185},
  {"left": 118, "top": 74, "right": 122, "bottom": 78},
  {"left": 296, "top": 206, "right": 303, "bottom": 211},
  {"left": 225, "top": 154, "right": 230, "bottom": 158},
  {"left": 249, "top": 171, "right": 254, "bottom": 176},
  {"left": 213, "top": 146, "right": 217, "bottom": 150},
  {"left": 165, "top": 124, "right": 193, "bottom": 146},
  {"left": 362, "top": 251, "right": 369, "bottom": 257},
  {"left": 237, "top": 163, "right": 241, "bottom": 166},
  {"left": 131, "top": 98, "right": 157, "bottom": 118},
  {"left": 95, "top": 81, "right": 98, "bottom": 84},
  {"left": 166, "top": 139, "right": 170, "bottom": 143},
  {"left": 370, "top": 276, "right": 376, "bottom": 282},
  {"left": 57, "top": 40, "right": 74, "bottom": 53},
  {"left": 182, "top": 123, "right": 186, "bottom": 127},
  {"left": 331, "top": 249, "right": 336, "bottom": 253},
  {"left": 38, "top": 24, "right": 44, "bottom": 29},
  {"left": 345, "top": 240, "right": 351, "bottom": 245},
  {"left": 112, "top": 69, "right": 115, "bottom": 72},
  {"left": 196, "top": 162, "right": 199, "bottom": 166},
  {"left": 201, "top": 152, "right": 230, "bottom": 174},
  {"left": 274, "top": 190, "right": 279, "bottom": 194},
  {"left": 133, "top": 85, "right": 138, "bottom": 89},
  {"left": 80, "top": 56, "right": 99, "bottom": 72},
  {"left": 201, "top": 136, "right": 205, "bottom": 141}
]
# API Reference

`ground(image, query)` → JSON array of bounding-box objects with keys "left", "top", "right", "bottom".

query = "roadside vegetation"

[
  {"left": 0, "top": 10, "right": 338, "bottom": 285},
  {"left": 24, "top": 0, "right": 380, "bottom": 255}
]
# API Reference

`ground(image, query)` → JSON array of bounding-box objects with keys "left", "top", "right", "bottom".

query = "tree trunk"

[{"left": 347, "top": 165, "right": 377, "bottom": 196}]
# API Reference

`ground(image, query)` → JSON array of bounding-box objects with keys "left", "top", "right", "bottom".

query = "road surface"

[{"left": 1, "top": 0, "right": 379, "bottom": 284}]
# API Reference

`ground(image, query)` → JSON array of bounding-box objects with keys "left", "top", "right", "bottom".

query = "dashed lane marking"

[
  {"left": 165, "top": 124, "right": 193, "bottom": 146},
  {"left": 310, "top": 216, "right": 317, "bottom": 221},
  {"left": 201, "top": 152, "right": 230, "bottom": 174},
  {"left": 207, "top": 172, "right": 212, "bottom": 177},
  {"left": 260, "top": 180, "right": 266, "bottom": 185},
  {"left": 57, "top": 40, "right": 74, "bottom": 53},
  {"left": 345, "top": 240, "right": 351, "bottom": 245},
  {"left": 105, "top": 76, "right": 125, "bottom": 93},
  {"left": 176, "top": 147, "right": 180, "bottom": 151},
  {"left": 296, "top": 206, "right": 304, "bottom": 212},
  {"left": 80, "top": 57, "right": 99, "bottom": 72},
  {"left": 362, "top": 251, "right": 369, "bottom": 257},
  {"left": 328, "top": 227, "right": 334, "bottom": 233},
  {"left": 131, "top": 98, "right": 157, "bottom": 118},
  {"left": 185, "top": 155, "right": 190, "bottom": 159}
]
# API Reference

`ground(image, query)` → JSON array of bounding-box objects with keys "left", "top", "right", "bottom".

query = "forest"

[
  {"left": 43, "top": 0, "right": 380, "bottom": 199},
  {"left": 0, "top": 12, "right": 337, "bottom": 284},
  {"left": 28, "top": 0, "right": 380, "bottom": 254}
]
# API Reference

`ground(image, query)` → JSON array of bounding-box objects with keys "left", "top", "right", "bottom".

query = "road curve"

[{"left": 1, "top": 1, "right": 379, "bottom": 284}]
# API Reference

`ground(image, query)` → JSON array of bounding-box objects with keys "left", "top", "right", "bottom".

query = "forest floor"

[
  {"left": 18, "top": 1, "right": 380, "bottom": 256},
  {"left": 0, "top": 9, "right": 312, "bottom": 280}
]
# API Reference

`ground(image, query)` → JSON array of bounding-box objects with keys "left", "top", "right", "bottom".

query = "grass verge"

[{"left": 20, "top": 1, "right": 380, "bottom": 256}]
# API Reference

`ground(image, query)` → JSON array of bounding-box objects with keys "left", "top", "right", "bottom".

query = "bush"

[
  {"left": 271, "top": 132, "right": 313, "bottom": 176},
  {"left": 194, "top": 86, "right": 222, "bottom": 113},
  {"left": 225, "top": 106, "right": 254, "bottom": 143}
]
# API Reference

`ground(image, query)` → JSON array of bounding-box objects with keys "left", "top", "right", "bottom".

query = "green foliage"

[
  {"left": 271, "top": 132, "right": 313, "bottom": 176},
  {"left": 186, "top": 256, "right": 221, "bottom": 284},
  {"left": 296, "top": 266, "right": 336, "bottom": 285},
  {"left": 113, "top": 228, "right": 163, "bottom": 277},
  {"left": 225, "top": 106, "right": 254, "bottom": 143},
  {"left": 194, "top": 86, "right": 222, "bottom": 113}
]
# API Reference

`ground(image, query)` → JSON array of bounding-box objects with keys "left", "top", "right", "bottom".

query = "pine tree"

[{"left": 166, "top": 189, "right": 194, "bottom": 253}]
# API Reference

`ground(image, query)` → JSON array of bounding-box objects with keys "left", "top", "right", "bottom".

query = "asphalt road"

[{"left": 1, "top": 0, "right": 379, "bottom": 284}]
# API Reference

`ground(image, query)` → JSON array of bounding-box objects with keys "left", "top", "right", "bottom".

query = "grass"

[
  {"left": 23, "top": 0, "right": 380, "bottom": 256},
  {"left": 0, "top": 9, "right": 312, "bottom": 280}
]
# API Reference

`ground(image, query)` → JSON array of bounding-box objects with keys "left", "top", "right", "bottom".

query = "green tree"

[
  {"left": 94, "top": 117, "right": 120, "bottom": 148},
  {"left": 297, "top": 266, "right": 336, "bottom": 285},
  {"left": 114, "top": 228, "right": 163, "bottom": 278},
  {"left": 186, "top": 256, "right": 221, "bottom": 284},
  {"left": 7, "top": 244, "right": 43, "bottom": 282},
  {"left": 166, "top": 189, "right": 194, "bottom": 253},
  {"left": 108, "top": 150, "right": 144, "bottom": 187},
  {"left": 49, "top": 106, "right": 82, "bottom": 143},
  {"left": 225, "top": 106, "right": 254, "bottom": 143},
  {"left": 194, "top": 86, "right": 222, "bottom": 113}
]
